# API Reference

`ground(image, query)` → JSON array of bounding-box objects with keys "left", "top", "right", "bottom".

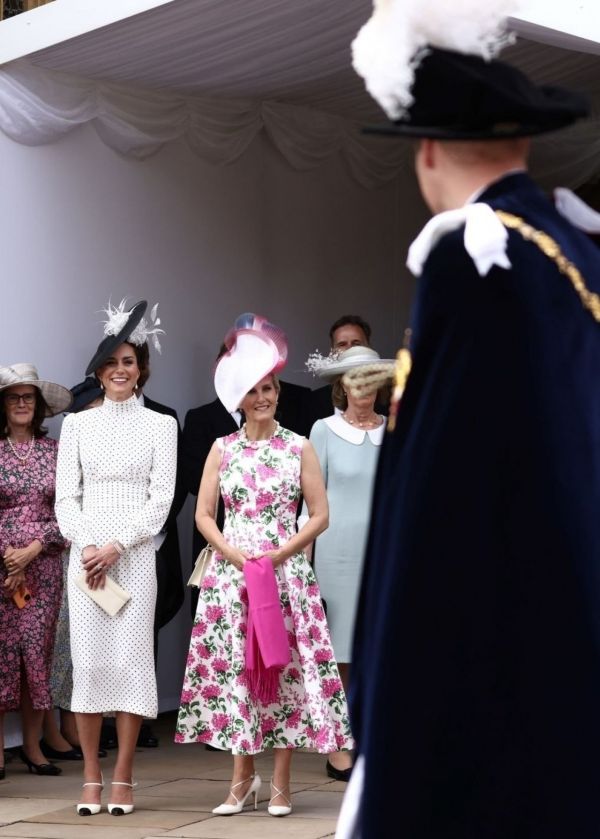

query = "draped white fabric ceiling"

[{"left": 0, "top": 0, "right": 599, "bottom": 189}]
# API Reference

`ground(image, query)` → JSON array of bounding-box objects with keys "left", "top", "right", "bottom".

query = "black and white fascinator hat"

[{"left": 85, "top": 299, "right": 164, "bottom": 376}]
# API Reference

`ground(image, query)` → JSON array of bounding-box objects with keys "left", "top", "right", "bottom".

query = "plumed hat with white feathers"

[{"left": 352, "top": 0, "right": 588, "bottom": 138}]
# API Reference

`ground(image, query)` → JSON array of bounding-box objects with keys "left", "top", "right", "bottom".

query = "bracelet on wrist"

[{"left": 113, "top": 540, "right": 125, "bottom": 556}]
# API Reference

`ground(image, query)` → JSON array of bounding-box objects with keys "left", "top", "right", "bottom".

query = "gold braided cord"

[
  {"left": 387, "top": 330, "right": 413, "bottom": 432},
  {"left": 495, "top": 210, "right": 600, "bottom": 323}
]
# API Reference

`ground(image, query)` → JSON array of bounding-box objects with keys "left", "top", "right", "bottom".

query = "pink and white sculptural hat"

[{"left": 214, "top": 313, "right": 288, "bottom": 412}]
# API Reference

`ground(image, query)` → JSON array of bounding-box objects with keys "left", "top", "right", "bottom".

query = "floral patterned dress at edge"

[
  {"left": 176, "top": 423, "right": 354, "bottom": 755},
  {"left": 0, "top": 438, "right": 67, "bottom": 711}
]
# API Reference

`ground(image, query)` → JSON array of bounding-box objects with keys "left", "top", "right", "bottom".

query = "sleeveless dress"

[{"left": 176, "top": 423, "right": 354, "bottom": 755}]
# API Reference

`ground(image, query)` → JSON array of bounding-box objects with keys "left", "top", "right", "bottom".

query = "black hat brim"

[
  {"left": 85, "top": 300, "right": 148, "bottom": 376},
  {"left": 362, "top": 115, "right": 580, "bottom": 140},
  {"left": 69, "top": 376, "right": 104, "bottom": 412},
  {"left": 361, "top": 49, "right": 589, "bottom": 141}
]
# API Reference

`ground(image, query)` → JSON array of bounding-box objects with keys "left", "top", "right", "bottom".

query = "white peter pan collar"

[
  {"left": 323, "top": 414, "right": 386, "bottom": 446},
  {"left": 407, "top": 202, "right": 512, "bottom": 278}
]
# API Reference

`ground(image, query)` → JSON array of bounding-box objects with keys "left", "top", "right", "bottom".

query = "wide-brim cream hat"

[
  {"left": 0, "top": 363, "right": 73, "bottom": 416},
  {"left": 214, "top": 313, "right": 287, "bottom": 412},
  {"left": 307, "top": 346, "right": 395, "bottom": 381}
]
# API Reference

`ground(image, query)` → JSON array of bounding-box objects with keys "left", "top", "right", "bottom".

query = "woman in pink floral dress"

[
  {"left": 176, "top": 314, "right": 353, "bottom": 817},
  {"left": 0, "top": 363, "right": 71, "bottom": 778}
]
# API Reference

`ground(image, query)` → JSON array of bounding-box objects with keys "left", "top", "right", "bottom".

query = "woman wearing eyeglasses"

[{"left": 0, "top": 364, "right": 72, "bottom": 780}]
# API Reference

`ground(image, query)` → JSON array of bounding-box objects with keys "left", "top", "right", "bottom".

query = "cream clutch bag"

[
  {"left": 187, "top": 544, "right": 214, "bottom": 588},
  {"left": 75, "top": 571, "right": 131, "bottom": 616}
]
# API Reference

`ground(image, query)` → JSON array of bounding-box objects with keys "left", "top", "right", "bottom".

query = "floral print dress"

[
  {"left": 0, "top": 438, "right": 67, "bottom": 711},
  {"left": 176, "top": 424, "right": 354, "bottom": 755}
]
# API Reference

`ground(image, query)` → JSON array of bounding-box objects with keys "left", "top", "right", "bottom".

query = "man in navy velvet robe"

[{"left": 342, "top": 46, "right": 600, "bottom": 839}]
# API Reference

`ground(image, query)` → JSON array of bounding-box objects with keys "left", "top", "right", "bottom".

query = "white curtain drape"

[
  {"left": 0, "top": 60, "right": 409, "bottom": 189},
  {"left": 0, "top": 59, "right": 598, "bottom": 190}
]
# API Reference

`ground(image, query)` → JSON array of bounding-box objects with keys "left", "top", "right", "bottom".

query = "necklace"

[
  {"left": 6, "top": 435, "right": 35, "bottom": 462},
  {"left": 342, "top": 412, "right": 381, "bottom": 429},
  {"left": 241, "top": 421, "right": 279, "bottom": 444}
]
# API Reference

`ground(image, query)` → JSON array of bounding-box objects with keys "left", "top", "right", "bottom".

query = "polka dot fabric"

[{"left": 55, "top": 395, "right": 177, "bottom": 717}]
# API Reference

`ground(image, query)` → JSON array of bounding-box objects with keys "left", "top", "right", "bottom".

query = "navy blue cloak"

[{"left": 350, "top": 173, "right": 600, "bottom": 838}]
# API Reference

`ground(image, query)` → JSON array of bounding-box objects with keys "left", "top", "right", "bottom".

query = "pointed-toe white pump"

[
  {"left": 212, "top": 773, "right": 262, "bottom": 815},
  {"left": 268, "top": 779, "right": 292, "bottom": 817}
]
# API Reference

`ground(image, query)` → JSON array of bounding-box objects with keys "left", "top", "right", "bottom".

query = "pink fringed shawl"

[{"left": 243, "top": 557, "right": 291, "bottom": 704}]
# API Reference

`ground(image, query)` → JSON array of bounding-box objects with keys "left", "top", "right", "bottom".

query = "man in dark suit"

[
  {"left": 142, "top": 393, "right": 185, "bottom": 638},
  {"left": 308, "top": 315, "right": 372, "bottom": 425},
  {"left": 181, "top": 395, "right": 239, "bottom": 616},
  {"left": 342, "top": 32, "right": 600, "bottom": 839},
  {"left": 134, "top": 389, "right": 185, "bottom": 748}
]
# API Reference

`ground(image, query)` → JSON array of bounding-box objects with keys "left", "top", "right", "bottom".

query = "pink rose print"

[
  {"left": 180, "top": 689, "right": 195, "bottom": 704},
  {"left": 309, "top": 625, "right": 322, "bottom": 642},
  {"left": 261, "top": 716, "right": 277, "bottom": 733},
  {"left": 196, "top": 663, "right": 210, "bottom": 679},
  {"left": 287, "top": 709, "right": 301, "bottom": 728},
  {"left": 238, "top": 702, "right": 250, "bottom": 721},
  {"left": 201, "top": 685, "right": 221, "bottom": 700},
  {"left": 213, "top": 658, "right": 228, "bottom": 673},
  {"left": 240, "top": 739, "right": 252, "bottom": 751},
  {"left": 315, "top": 648, "right": 333, "bottom": 663},
  {"left": 213, "top": 713, "right": 229, "bottom": 731},
  {"left": 243, "top": 473, "right": 258, "bottom": 491},
  {"left": 307, "top": 583, "right": 320, "bottom": 597},
  {"left": 257, "top": 464, "right": 277, "bottom": 480},
  {"left": 202, "top": 576, "right": 217, "bottom": 589},
  {"left": 198, "top": 730, "right": 213, "bottom": 743},
  {"left": 311, "top": 602, "right": 326, "bottom": 621},
  {"left": 322, "top": 678, "right": 343, "bottom": 698},
  {"left": 287, "top": 667, "right": 301, "bottom": 682},
  {"left": 206, "top": 605, "right": 225, "bottom": 623},
  {"left": 174, "top": 732, "right": 185, "bottom": 743},
  {"left": 270, "top": 435, "right": 286, "bottom": 449}
]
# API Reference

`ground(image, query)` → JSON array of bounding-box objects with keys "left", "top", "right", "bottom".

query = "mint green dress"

[{"left": 306, "top": 415, "right": 385, "bottom": 662}]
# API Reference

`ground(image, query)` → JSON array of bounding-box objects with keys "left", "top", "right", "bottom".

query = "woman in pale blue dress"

[{"left": 303, "top": 346, "right": 393, "bottom": 780}]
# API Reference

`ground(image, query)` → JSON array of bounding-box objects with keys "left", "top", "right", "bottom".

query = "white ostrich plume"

[
  {"left": 102, "top": 300, "right": 165, "bottom": 353},
  {"left": 352, "top": 0, "right": 521, "bottom": 120}
]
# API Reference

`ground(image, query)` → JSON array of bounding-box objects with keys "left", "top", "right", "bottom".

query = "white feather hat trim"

[{"left": 352, "top": 0, "right": 520, "bottom": 119}]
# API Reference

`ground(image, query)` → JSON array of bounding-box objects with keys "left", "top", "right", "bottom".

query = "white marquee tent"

[{"left": 1, "top": 0, "right": 599, "bottom": 724}]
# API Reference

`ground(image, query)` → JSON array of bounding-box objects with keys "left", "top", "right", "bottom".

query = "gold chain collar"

[{"left": 495, "top": 210, "right": 600, "bottom": 323}]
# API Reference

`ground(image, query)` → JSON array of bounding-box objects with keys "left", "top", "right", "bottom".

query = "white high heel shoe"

[
  {"left": 76, "top": 774, "right": 104, "bottom": 816},
  {"left": 108, "top": 780, "right": 138, "bottom": 816},
  {"left": 212, "top": 773, "right": 262, "bottom": 815},
  {"left": 268, "top": 778, "right": 292, "bottom": 817}
]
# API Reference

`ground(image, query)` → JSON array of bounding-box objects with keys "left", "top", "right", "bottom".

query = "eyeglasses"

[{"left": 5, "top": 393, "right": 36, "bottom": 406}]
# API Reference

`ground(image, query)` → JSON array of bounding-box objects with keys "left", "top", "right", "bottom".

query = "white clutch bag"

[
  {"left": 187, "top": 544, "right": 214, "bottom": 588},
  {"left": 75, "top": 571, "right": 131, "bottom": 617}
]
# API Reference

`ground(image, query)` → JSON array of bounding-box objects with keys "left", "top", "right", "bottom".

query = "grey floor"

[{"left": 0, "top": 712, "right": 346, "bottom": 838}]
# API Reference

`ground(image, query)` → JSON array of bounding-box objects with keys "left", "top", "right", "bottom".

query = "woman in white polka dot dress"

[{"left": 55, "top": 301, "right": 177, "bottom": 817}]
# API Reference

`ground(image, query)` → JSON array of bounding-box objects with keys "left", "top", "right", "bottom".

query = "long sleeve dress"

[
  {"left": 175, "top": 423, "right": 354, "bottom": 754},
  {"left": 55, "top": 395, "right": 177, "bottom": 718},
  {"left": 0, "top": 437, "right": 67, "bottom": 711}
]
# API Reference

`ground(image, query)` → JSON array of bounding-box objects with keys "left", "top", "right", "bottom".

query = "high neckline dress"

[
  {"left": 55, "top": 395, "right": 177, "bottom": 717},
  {"left": 176, "top": 423, "right": 354, "bottom": 754}
]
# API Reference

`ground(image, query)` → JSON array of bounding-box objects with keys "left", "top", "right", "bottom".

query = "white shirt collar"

[{"left": 323, "top": 413, "right": 386, "bottom": 446}]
